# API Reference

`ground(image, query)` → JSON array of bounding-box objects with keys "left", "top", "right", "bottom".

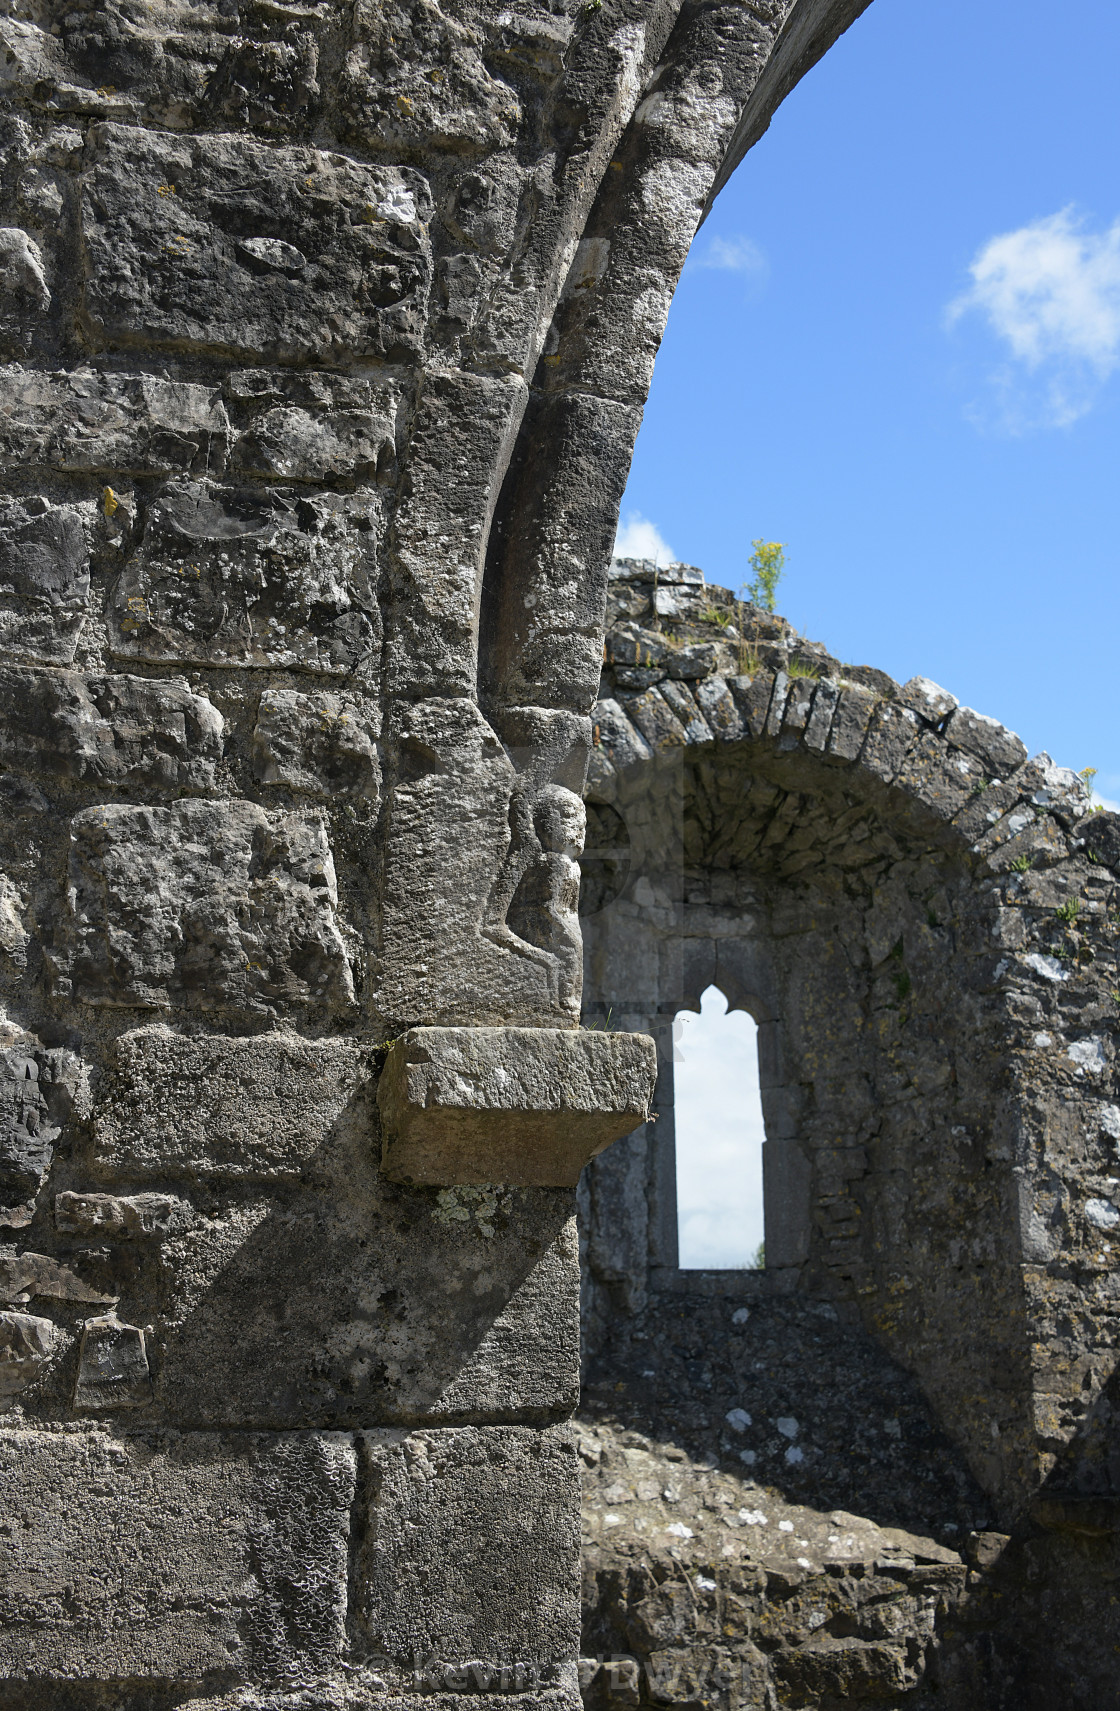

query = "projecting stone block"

[
  {"left": 0, "top": 666, "right": 224, "bottom": 789},
  {"left": 52, "top": 800, "right": 354, "bottom": 1018},
  {"left": 378, "top": 1027, "right": 657, "bottom": 1186},
  {"left": 355, "top": 1426, "right": 579, "bottom": 1671},
  {"left": 0, "top": 1428, "right": 355, "bottom": 1680},
  {"left": 74, "top": 1313, "right": 152, "bottom": 1410},
  {"left": 55, "top": 1190, "right": 192, "bottom": 1239},
  {"left": 94, "top": 1028, "right": 371, "bottom": 1183},
  {"left": 109, "top": 480, "right": 382, "bottom": 678},
  {"left": 80, "top": 123, "right": 432, "bottom": 365}
]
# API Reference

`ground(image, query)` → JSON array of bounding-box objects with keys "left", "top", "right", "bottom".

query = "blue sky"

[
  {"left": 615, "top": 0, "right": 1120, "bottom": 805},
  {"left": 626, "top": 0, "right": 1120, "bottom": 1265}
]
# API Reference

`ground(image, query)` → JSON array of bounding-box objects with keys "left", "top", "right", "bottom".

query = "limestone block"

[
  {"left": 55, "top": 1190, "right": 192, "bottom": 1239},
  {"left": 803, "top": 678, "right": 840, "bottom": 751},
  {"left": 897, "top": 675, "right": 958, "bottom": 726},
  {"left": 728, "top": 672, "right": 776, "bottom": 741},
  {"left": 0, "top": 1249, "right": 113, "bottom": 1305},
  {"left": 827, "top": 683, "right": 878, "bottom": 761},
  {"left": 52, "top": 800, "right": 354, "bottom": 1017},
  {"left": 0, "top": 666, "right": 224, "bottom": 789},
  {"left": 109, "top": 481, "right": 382, "bottom": 679},
  {"left": 0, "top": 365, "right": 229, "bottom": 476},
  {"left": 945, "top": 705, "right": 1029, "bottom": 780},
  {"left": 94, "top": 1028, "right": 371, "bottom": 1182},
  {"left": 378, "top": 1026, "right": 657, "bottom": 1187},
  {"left": 0, "top": 1428, "right": 355, "bottom": 1679},
  {"left": 230, "top": 371, "right": 400, "bottom": 484},
  {"left": 661, "top": 680, "right": 713, "bottom": 744},
  {"left": 0, "top": 1041, "right": 85, "bottom": 1225},
  {"left": 764, "top": 671, "right": 791, "bottom": 737},
  {"left": 81, "top": 124, "right": 433, "bottom": 365},
  {"left": 385, "top": 371, "right": 526, "bottom": 700},
  {"left": 0, "top": 227, "right": 50, "bottom": 346},
  {"left": 0, "top": 495, "right": 92, "bottom": 666},
  {"left": 355, "top": 1426, "right": 579, "bottom": 1668},
  {"left": 252, "top": 687, "right": 380, "bottom": 799},
  {"left": 152, "top": 1193, "right": 580, "bottom": 1427},
  {"left": 694, "top": 675, "right": 745, "bottom": 743},
  {"left": 74, "top": 1313, "right": 152, "bottom": 1410},
  {"left": 667, "top": 642, "right": 727, "bottom": 682},
  {"left": 624, "top": 687, "right": 689, "bottom": 753},
  {"left": 341, "top": 2, "right": 522, "bottom": 155},
  {"left": 893, "top": 733, "right": 981, "bottom": 823},
  {"left": 606, "top": 624, "right": 667, "bottom": 669},
  {"left": 0, "top": 1310, "right": 58, "bottom": 1399},
  {"left": 859, "top": 701, "right": 921, "bottom": 785},
  {"left": 591, "top": 698, "right": 652, "bottom": 770}
]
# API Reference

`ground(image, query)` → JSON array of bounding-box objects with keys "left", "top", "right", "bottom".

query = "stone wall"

[
  {"left": 0, "top": 5, "right": 876, "bottom": 1707},
  {"left": 578, "top": 557, "right": 1120, "bottom": 1706}
]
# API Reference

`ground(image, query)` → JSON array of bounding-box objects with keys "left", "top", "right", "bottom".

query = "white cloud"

[
  {"left": 613, "top": 510, "right": 676, "bottom": 564},
  {"left": 690, "top": 235, "right": 768, "bottom": 280},
  {"left": 674, "top": 986, "right": 765, "bottom": 1269},
  {"left": 949, "top": 207, "right": 1120, "bottom": 427}
]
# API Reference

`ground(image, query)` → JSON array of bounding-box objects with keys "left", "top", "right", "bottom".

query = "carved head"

[{"left": 533, "top": 785, "right": 585, "bottom": 858}]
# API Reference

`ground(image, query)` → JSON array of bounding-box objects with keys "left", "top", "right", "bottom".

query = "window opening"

[{"left": 674, "top": 983, "right": 765, "bottom": 1270}]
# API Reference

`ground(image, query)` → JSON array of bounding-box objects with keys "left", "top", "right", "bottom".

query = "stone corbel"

[{"left": 377, "top": 1026, "right": 657, "bottom": 1187}]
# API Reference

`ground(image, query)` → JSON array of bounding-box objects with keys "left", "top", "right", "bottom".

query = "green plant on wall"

[{"left": 742, "top": 539, "right": 786, "bottom": 613}]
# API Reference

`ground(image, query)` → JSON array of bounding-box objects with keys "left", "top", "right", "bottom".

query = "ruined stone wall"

[
  {"left": 0, "top": 4, "right": 878, "bottom": 1706},
  {"left": 579, "top": 558, "right": 1120, "bottom": 1705}
]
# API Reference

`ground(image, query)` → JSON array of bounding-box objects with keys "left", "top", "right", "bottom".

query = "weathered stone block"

[
  {"left": 827, "top": 683, "right": 878, "bottom": 761},
  {"left": 378, "top": 1026, "right": 657, "bottom": 1187},
  {"left": 0, "top": 365, "right": 229, "bottom": 476},
  {"left": 623, "top": 687, "right": 689, "bottom": 754},
  {"left": 230, "top": 371, "right": 400, "bottom": 484},
  {"left": 898, "top": 675, "right": 958, "bottom": 725},
  {"left": 0, "top": 666, "right": 224, "bottom": 790},
  {"left": 74, "top": 1313, "right": 152, "bottom": 1410},
  {"left": 252, "top": 687, "right": 380, "bottom": 798},
  {"left": 94, "top": 1028, "right": 371, "bottom": 1182},
  {"left": 694, "top": 675, "right": 745, "bottom": 743},
  {"left": 591, "top": 698, "right": 652, "bottom": 771},
  {"left": 109, "top": 480, "right": 382, "bottom": 678},
  {"left": 341, "top": 3, "right": 522, "bottom": 156},
  {"left": 945, "top": 705, "right": 1029, "bottom": 779},
  {"left": 52, "top": 801, "right": 354, "bottom": 1017},
  {"left": 152, "top": 1192, "right": 580, "bottom": 1428},
  {"left": 55, "top": 1190, "right": 192, "bottom": 1239},
  {"left": 0, "top": 1429, "right": 355, "bottom": 1679},
  {"left": 661, "top": 680, "right": 712, "bottom": 744},
  {"left": 0, "top": 1248, "right": 113, "bottom": 1305},
  {"left": 81, "top": 124, "right": 432, "bottom": 365},
  {"left": 728, "top": 671, "right": 776, "bottom": 741},
  {"left": 0, "top": 1310, "right": 58, "bottom": 1399},
  {"left": 355, "top": 1426, "right": 579, "bottom": 1668},
  {"left": 0, "top": 1040, "right": 85, "bottom": 1226},
  {"left": 0, "top": 495, "right": 92, "bottom": 666}
]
